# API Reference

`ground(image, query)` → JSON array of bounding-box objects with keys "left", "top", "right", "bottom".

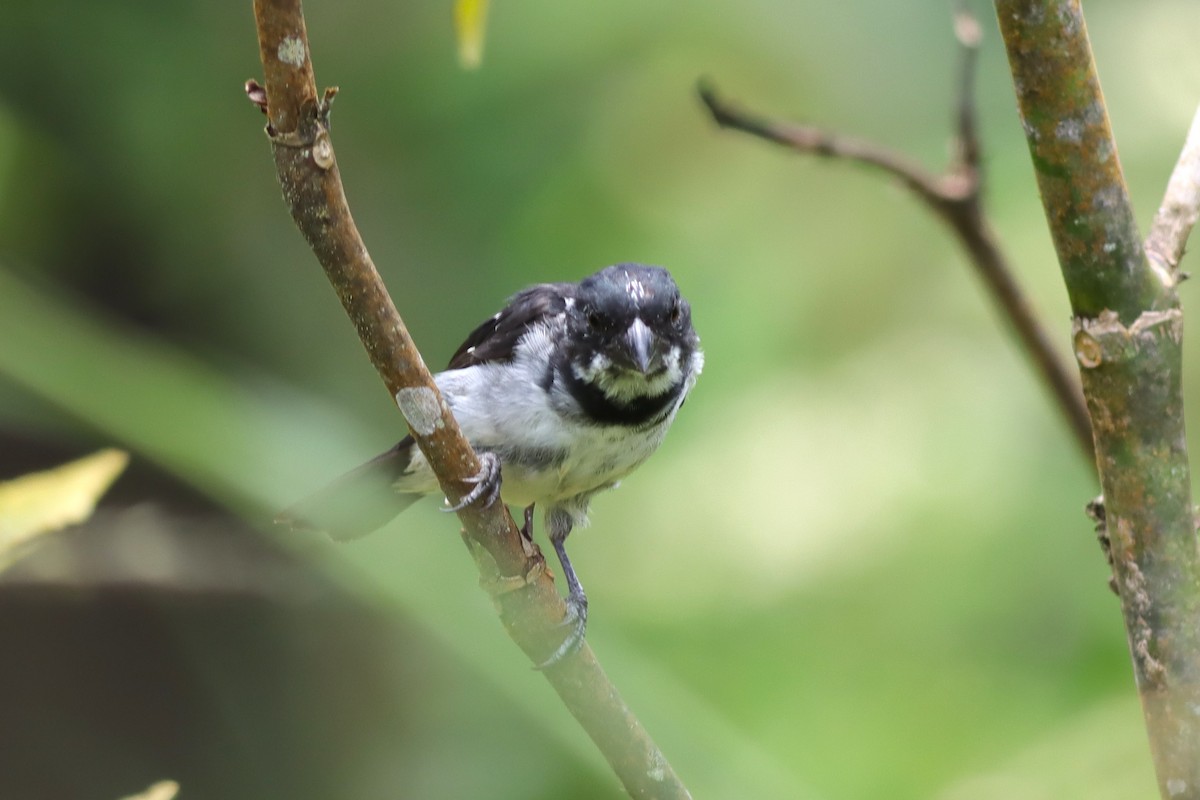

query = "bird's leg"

[
  {"left": 443, "top": 452, "right": 502, "bottom": 512},
  {"left": 520, "top": 503, "right": 536, "bottom": 541},
  {"left": 536, "top": 508, "right": 588, "bottom": 669}
]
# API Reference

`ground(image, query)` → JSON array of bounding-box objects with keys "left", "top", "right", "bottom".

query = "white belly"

[
  {"left": 496, "top": 419, "right": 669, "bottom": 509},
  {"left": 396, "top": 358, "right": 682, "bottom": 522}
]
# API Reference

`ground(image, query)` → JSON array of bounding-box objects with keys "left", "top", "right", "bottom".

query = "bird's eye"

[{"left": 669, "top": 299, "right": 683, "bottom": 327}]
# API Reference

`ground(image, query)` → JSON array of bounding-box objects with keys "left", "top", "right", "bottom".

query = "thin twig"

[
  {"left": 249, "top": 1, "right": 692, "bottom": 797},
  {"left": 697, "top": 8, "right": 1094, "bottom": 465},
  {"left": 698, "top": 81, "right": 948, "bottom": 206},
  {"left": 1145, "top": 104, "right": 1200, "bottom": 283}
]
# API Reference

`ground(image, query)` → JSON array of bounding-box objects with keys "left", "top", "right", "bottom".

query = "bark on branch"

[
  {"left": 994, "top": 2, "right": 1200, "bottom": 797},
  {"left": 249, "top": 2, "right": 692, "bottom": 796},
  {"left": 698, "top": 9, "right": 1094, "bottom": 464},
  {"left": 1146, "top": 105, "right": 1200, "bottom": 283}
]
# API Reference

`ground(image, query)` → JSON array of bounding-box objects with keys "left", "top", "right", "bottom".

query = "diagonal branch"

[
  {"left": 249, "top": 2, "right": 692, "bottom": 797},
  {"left": 1145, "top": 104, "right": 1200, "bottom": 282},
  {"left": 698, "top": 8, "right": 1094, "bottom": 465}
]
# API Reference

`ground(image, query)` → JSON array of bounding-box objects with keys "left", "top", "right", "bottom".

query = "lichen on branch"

[{"left": 995, "top": 2, "right": 1200, "bottom": 797}]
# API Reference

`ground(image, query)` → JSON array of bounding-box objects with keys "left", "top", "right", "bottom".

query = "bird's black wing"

[{"left": 447, "top": 283, "right": 572, "bottom": 369}]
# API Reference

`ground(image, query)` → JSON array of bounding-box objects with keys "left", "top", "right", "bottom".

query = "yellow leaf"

[
  {"left": 0, "top": 448, "right": 129, "bottom": 563},
  {"left": 453, "top": 0, "right": 490, "bottom": 69},
  {"left": 119, "top": 781, "right": 180, "bottom": 800}
]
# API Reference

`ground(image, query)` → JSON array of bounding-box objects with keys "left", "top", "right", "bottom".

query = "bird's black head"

[{"left": 565, "top": 263, "right": 699, "bottom": 403}]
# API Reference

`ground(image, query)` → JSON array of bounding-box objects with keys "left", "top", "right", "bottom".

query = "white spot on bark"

[
  {"left": 1056, "top": 5, "right": 1080, "bottom": 35},
  {"left": 395, "top": 386, "right": 444, "bottom": 436},
  {"left": 277, "top": 36, "right": 307, "bottom": 67},
  {"left": 1168, "top": 778, "right": 1187, "bottom": 796},
  {"left": 646, "top": 751, "right": 667, "bottom": 782},
  {"left": 1056, "top": 117, "right": 1083, "bottom": 144},
  {"left": 1020, "top": 115, "right": 1038, "bottom": 142},
  {"left": 1094, "top": 184, "right": 1122, "bottom": 211}
]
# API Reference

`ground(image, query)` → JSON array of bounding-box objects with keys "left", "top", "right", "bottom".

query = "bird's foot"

[
  {"left": 444, "top": 452, "right": 502, "bottom": 512},
  {"left": 535, "top": 591, "right": 588, "bottom": 669}
]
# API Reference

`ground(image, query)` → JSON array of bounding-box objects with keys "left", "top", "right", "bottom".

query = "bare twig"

[
  {"left": 698, "top": 9, "right": 1094, "bottom": 464},
  {"left": 698, "top": 81, "right": 949, "bottom": 206},
  {"left": 249, "top": 2, "right": 692, "bottom": 797},
  {"left": 1145, "top": 105, "right": 1200, "bottom": 282},
  {"left": 995, "top": 2, "right": 1200, "bottom": 797}
]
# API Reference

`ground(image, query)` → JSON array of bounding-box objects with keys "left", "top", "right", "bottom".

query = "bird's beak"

[{"left": 624, "top": 318, "right": 656, "bottom": 374}]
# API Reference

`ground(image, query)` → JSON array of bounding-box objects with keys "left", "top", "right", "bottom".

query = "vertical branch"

[
  {"left": 994, "top": 2, "right": 1200, "bottom": 797},
  {"left": 994, "top": 1, "right": 1162, "bottom": 322},
  {"left": 249, "top": 1, "right": 693, "bottom": 797}
]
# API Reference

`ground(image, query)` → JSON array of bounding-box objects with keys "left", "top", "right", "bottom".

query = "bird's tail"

[{"left": 275, "top": 437, "right": 422, "bottom": 540}]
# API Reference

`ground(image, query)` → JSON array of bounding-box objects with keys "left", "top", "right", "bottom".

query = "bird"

[{"left": 279, "top": 263, "right": 703, "bottom": 665}]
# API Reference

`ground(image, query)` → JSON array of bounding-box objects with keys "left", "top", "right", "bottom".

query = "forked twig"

[
  {"left": 699, "top": 8, "right": 1094, "bottom": 465},
  {"left": 994, "top": 1, "right": 1200, "bottom": 796}
]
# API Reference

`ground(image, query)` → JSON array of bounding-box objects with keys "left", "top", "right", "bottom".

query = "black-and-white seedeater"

[{"left": 282, "top": 263, "right": 703, "bottom": 664}]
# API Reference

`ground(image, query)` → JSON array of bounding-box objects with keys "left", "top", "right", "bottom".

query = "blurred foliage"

[
  {"left": 1, "top": 0, "right": 1196, "bottom": 797},
  {"left": 0, "top": 448, "right": 127, "bottom": 565},
  {"left": 119, "top": 780, "right": 179, "bottom": 800},
  {"left": 454, "top": 0, "right": 491, "bottom": 69}
]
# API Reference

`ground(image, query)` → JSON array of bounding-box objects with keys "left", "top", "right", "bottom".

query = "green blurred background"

[{"left": 1, "top": 1, "right": 1196, "bottom": 798}]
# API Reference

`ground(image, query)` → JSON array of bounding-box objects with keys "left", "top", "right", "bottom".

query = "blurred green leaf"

[{"left": 937, "top": 697, "right": 1155, "bottom": 800}]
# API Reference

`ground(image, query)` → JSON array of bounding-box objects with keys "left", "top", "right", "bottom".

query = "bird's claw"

[
  {"left": 535, "top": 593, "right": 588, "bottom": 670},
  {"left": 520, "top": 503, "right": 536, "bottom": 541},
  {"left": 444, "top": 452, "right": 502, "bottom": 512}
]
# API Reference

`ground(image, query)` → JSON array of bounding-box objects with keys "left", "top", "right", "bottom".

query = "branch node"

[
  {"left": 482, "top": 557, "right": 548, "bottom": 597},
  {"left": 699, "top": 8, "right": 1094, "bottom": 464},
  {"left": 1074, "top": 329, "right": 1103, "bottom": 369},
  {"left": 312, "top": 130, "right": 335, "bottom": 170},
  {"left": 245, "top": 78, "right": 269, "bottom": 115},
  {"left": 252, "top": 81, "right": 335, "bottom": 151},
  {"left": 321, "top": 85, "right": 339, "bottom": 110}
]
